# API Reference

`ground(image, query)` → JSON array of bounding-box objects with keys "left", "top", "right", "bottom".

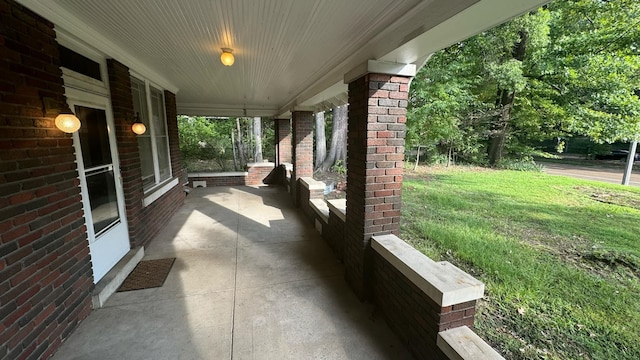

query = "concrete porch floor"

[{"left": 52, "top": 186, "right": 412, "bottom": 360}]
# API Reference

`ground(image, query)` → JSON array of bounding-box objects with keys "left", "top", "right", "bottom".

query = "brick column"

[
  {"left": 344, "top": 73, "right": 409, "bottom": 299},
  {"left": 291, "top": 111, "right": 314, "bottom": 204},
  {"left": 274, "top": 118, "right": 291, "bottom": 166}
]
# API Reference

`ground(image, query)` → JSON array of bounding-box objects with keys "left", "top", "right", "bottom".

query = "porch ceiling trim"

[{"left": 17, "top": 0, "right": 180, "bottom": 94}]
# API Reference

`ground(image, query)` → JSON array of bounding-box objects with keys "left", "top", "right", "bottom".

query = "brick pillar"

[
  {"left": 344, "top": 73, "right": 409, "bottom": 299},
  {"left": 107, "top": 59, "right": 145, "bottom": 247},
  {"left": 274, "top": 118, "right": 291, "bottom": 166},
  {"left": 291, "top": 111, "right": 314, "bottom": 204}
]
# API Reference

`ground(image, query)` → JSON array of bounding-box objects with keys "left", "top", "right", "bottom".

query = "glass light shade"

[
  {"left": 220, "top": 49, "right": 234, "bottom": 66},
  {"left": 131, "top": 122, "right": 147, "bottom": 135},
  {"left": 55, "top": 113, "right": 81, "bottom": 133}
]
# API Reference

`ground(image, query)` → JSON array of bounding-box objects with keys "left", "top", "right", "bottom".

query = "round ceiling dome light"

[{"left": 220, "top": 48, "right": 235, "bottom": 66}]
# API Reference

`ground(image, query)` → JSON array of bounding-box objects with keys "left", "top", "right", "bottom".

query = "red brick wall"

[
  {"left": 106, "top": 59, "right": 144, "bottom": 248},
  {"left": 0, "top": 1, "right": 93, "bottom": 359},
  {"left": 106, "top": 59, "right": 185, "bottom": 249},
  {"left": 323, "top": 211, "right": 345, "bottom": 262},
  {"left": 246, "top": 164, "right": 274, "bottom": 185},
  {"left": 372, "top": 251, "right": 476, "bottom": 359},
  {"left": 190, "top": 176, "right": 246, "bottom": 187},
  {"left": 344, "top": 73, "right": 408, "bottom": 299},
  {"left": 274, "top": 118, "right": 291, "bottom": 165},
  {"left": 291, "top": 112, "right": 313, "bottom": 204},
  {"left": 298, "top": 181, "right": 325, "bottom": 225}
]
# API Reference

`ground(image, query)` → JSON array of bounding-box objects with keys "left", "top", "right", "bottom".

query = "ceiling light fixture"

[{"left": 220, "top": 48, "right": 235, "bottom": 66}]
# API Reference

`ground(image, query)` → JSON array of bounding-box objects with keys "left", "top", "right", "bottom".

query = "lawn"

[{"left": 401, "top": 166, "right": 640, "bottom": 360}]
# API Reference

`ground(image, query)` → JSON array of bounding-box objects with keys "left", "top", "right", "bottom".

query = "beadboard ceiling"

[{"left": 17, "top": 0, "right": 549, "bottom": 117}]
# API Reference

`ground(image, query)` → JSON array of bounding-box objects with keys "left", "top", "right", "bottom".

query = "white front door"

[{"left": 68, "top": 94, "right": 130, "bottom": 283}]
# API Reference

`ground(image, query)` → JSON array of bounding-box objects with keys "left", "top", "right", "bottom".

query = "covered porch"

[
  {"left": 1, "top": 0, "right": 548, "bottom": 359},
  {"left": 51, "top": 185, "right": 412, "bottom": 359}
]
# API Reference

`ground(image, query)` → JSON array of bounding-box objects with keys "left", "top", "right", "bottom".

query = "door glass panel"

[
  {"left": 75, "top": 105, "right": 121, "bottom": 236},
  {"left": 86, "top": 167, "right": 120, "bottom": 234},
  {"left": 76, "top": 106, "right": 112, "bottom": 168}
]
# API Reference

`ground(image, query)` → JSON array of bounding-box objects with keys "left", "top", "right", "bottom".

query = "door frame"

[{"left": 65, "top": 87, "right": 131, "bottom": 283}]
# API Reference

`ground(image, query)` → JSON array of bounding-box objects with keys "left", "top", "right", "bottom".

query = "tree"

[
  {"left": 314, "top": 111, "right": 326, "bottom": 169},
  {"left": 253, "top": 117, "right": 263, "bottom": 162},
  {"left": 319, "top": 105, "right": 348, "bottom": 171},
  {"left": 178, "top": 116, "right": 235, "bottom": 170},
  {"left": 407, "top": 0, "right": 640, "bottom": 166}
]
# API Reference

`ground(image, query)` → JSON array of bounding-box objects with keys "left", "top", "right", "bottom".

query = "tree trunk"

[
  {"left": 236, "top": 118, "right": 246, "bottom": 168},
  {"left": 253, "top": 117, "right": 263, "bottom": 162},
  {"left": 315, "top": 112, "right": 327, "bottom": 169},
  {"left": 231, "top": 130, "right": 238, "bottom": 171},
  {"left": 487, "top": 30, "right": 528, "bottom": 167},
  {"left": 320, "top": 105, "right": 348, "bottom": 171},
  {"left": 622, "top": 140, "right": 637, "bottom": 185},
  {"left": 487, "top": 89, "right": 514, "bottom": 166}
]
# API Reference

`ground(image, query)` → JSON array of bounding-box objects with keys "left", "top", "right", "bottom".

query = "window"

[
  {"left": 59, "top": 45, "right": 102, "bottom": 81},
  {"left": 131, "top": 76, "right": 172, "bottom": 192}
]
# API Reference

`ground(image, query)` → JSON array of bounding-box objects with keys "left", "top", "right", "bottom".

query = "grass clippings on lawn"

[{"left": 401, "top": 166, "right": 640, "bottom": 360}]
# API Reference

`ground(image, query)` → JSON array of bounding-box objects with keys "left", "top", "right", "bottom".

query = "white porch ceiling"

[{"left": 17, "top": 0, "right": 549, "bottom": 117}]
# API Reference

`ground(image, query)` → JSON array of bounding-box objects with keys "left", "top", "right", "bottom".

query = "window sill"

[{"left": 143, "top": 177, "right": 179, "bottom": 207}]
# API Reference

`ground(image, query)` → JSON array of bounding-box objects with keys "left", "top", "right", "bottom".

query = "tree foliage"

[
  {"left": 178, "top": 116, "right": 274, "bottom": 171},
  {"left": 407, "top": 0, "right": 640, "bottom": 165}
]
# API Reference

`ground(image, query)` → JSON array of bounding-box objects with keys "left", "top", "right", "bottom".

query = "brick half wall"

[{"left": 370, "top": 235, "right": 485, "bottom": 360}]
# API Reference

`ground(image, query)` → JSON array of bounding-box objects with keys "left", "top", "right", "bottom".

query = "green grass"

[{"left": 401, "top": 166, "right": 640, "bottom": 360}]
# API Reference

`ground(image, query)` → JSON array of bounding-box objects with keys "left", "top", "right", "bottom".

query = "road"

[{"left": 540, "top": 162, "right": 640, "bottom": 187}]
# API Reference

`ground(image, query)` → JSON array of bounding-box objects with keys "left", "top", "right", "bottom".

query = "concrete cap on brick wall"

[
  {"left": 189, "top": 172, "right": 248, "bottom": 178},
  {"left": 327, "top": 199, "right": 346, "bottom": 222},
  {"left": 247, "top": 162, "right": 276, "bottom": 168},
  {"left": 437, "top": 326, "right": 505, "bottom": 360},
  {"left": 371, "top": 234, "right": 484, "bottom": 307},
  {"left": 299, "top": 177, "right": 326, "bottom": 191}
]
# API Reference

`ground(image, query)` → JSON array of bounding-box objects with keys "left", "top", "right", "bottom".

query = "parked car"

[{"left": 595, "top": 149, "right": 640, "bottom": 161}]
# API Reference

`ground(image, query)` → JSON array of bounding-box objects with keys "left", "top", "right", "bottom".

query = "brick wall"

[
  {"left": 291, "top": 112, "right": 313, "bottom": 204},
  {"left": 246, "top": 163, "right": 274, "bottom": 185},
  {"left": 107, "top": 59, "right": 185, "bottom": 248},
  {"left": 106, "top": 59, "right": 144, "bottom": 248},
  {"left": 371, "top": 251, "right": 476, "bottom": 359},
  {"left": 274, "top": 118, "right": 291, "bottom": 165},
  {"left": 0, "top": 1, "right": 93, "bottom": 359},
  {"left": 297, "top": 178, "right": 325, "bottom": 225},
  {"left": 190, "top": 175, "right": 246, "bottom": 187},
  {"left": 324, "top": 209, "right": 345, "bottom": 262},
  {"left": 344, "top": 73, "right": 408, "bottom": 299}
]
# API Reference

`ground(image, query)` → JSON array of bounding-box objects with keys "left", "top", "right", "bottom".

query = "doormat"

[{"left": 117, "top": 258, "right": 176, "bottom": 292}]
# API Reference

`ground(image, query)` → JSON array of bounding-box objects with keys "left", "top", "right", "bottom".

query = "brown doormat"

[{"left": 117, "top": 258, "right": 176, "bottom": 292}]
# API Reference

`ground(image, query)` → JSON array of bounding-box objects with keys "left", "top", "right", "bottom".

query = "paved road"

[{"left": 540, "top": 162, "right": 640, "bottom": 187}]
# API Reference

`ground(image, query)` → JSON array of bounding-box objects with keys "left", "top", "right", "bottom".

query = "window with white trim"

[{"left": 131, "top": 76, "right": 172, "bottom": 192}]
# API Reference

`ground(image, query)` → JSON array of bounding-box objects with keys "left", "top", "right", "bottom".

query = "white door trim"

[{"left": 65, "top": 88, "right": 130, "bottom": 283}]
